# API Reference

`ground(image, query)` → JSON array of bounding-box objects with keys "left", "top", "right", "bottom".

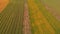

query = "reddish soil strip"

[
  {"left": 0, "top": 0, "right": 9, "bottom": 13},
  {"left": 23, "top": 3, "right": 31, "bottom": 34}
]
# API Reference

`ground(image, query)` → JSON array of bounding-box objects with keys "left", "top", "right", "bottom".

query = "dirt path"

[{"left": 23, "top": 3, "right": 31, "bottom": 34}]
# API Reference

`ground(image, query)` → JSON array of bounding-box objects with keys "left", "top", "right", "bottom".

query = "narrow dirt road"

[{"left": 23, "top": 3, "right": 31, "bottom": 34}]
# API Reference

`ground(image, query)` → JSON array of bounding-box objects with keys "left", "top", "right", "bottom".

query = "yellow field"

[{"left": 27, "top": 0, "right": 60, "bottom": 34}]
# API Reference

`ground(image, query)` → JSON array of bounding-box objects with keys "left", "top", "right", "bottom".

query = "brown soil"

[
  {"left": 23, "top": 3, "right": 31, "bottom": 34},
  {"left": 0, "top": 0, "right": 9, "bottom": 13}
]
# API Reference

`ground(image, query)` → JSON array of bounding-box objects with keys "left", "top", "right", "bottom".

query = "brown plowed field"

[{"left": 0, "top": 0, "right": 9, "bottom": 13}]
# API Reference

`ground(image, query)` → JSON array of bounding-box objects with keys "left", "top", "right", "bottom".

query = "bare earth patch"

[
  {"left": 23, "top": 3, "right": 31, "bottom": 34},
  {"left": 0, "top": 0, "right": 9, "bottom": 13}
]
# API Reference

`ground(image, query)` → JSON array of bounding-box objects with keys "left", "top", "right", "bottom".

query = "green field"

[{"left": 0, "top": 0, "right": 24, "bottom": 34}]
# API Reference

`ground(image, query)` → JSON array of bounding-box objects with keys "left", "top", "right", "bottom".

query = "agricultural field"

[
  {"left": 0, "top": 0, "right": 24, "bottom": 34},
  {"left": 0, "top": 0, "right": 60, "bottom": 34},
  {"left": 27, "top": 0, "right": 60, "bottom": 34}
]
